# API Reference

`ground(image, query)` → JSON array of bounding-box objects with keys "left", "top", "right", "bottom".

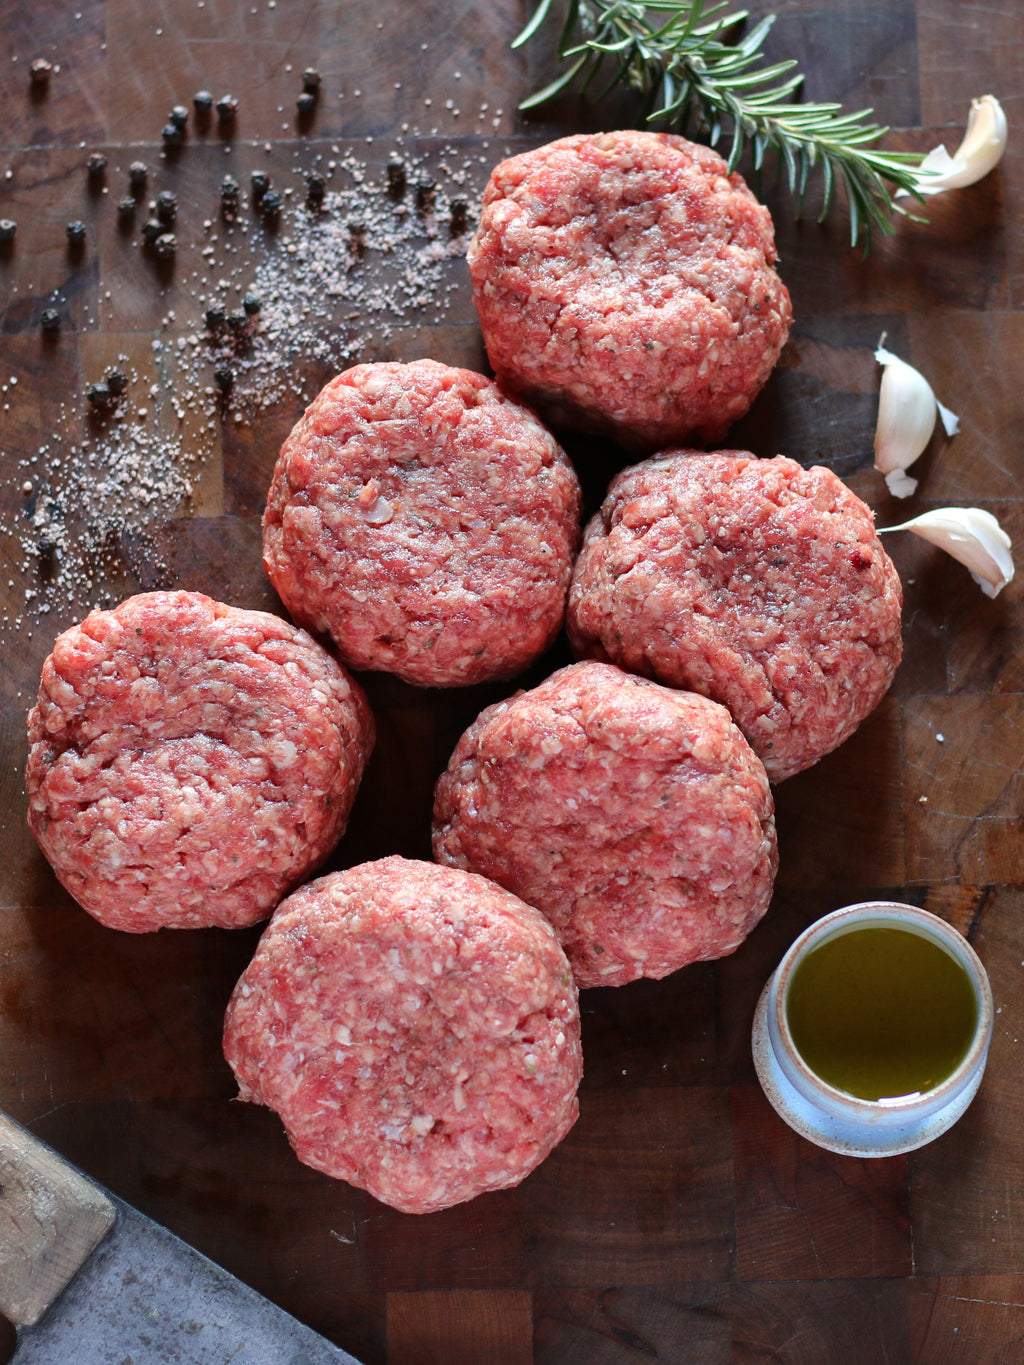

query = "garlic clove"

[
  {"left": 900, "top": 95, "right": 1008, "bottom": 197},
  {"left": 873, "top": 344, "right": 958, "bottom": 497},
  {"left": 879, "top": 507, "right": 1014, "bottom": 598}
]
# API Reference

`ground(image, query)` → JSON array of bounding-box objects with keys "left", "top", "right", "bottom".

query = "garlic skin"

[
  {"left": 902, "top": 95, "right": 1008, "bottom": 197},
  {"left": 880, "top": 508, "right": 1014, "bottom": 598},
  {"left": 873, "top": 345, "right": 960, "bottom": 499}
]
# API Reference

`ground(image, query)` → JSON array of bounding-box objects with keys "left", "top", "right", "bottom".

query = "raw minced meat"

[
  {"left": 223, "top": 856, "right": 582, "bottom": 1214},
  {"left": 26, "top": 591, "right": 374, "bottom": 932},
  {"left": 433, "top": 660, "right": 777, "bottom": 988},
  {"left": 467, "top": 130, "right": 792, "bottom": 451},
  {"left": 263, "top": 358, "right": 582, "bottom": 687},
  {"left": 567, "top": 452, "right": 903, "bottom": 781}
]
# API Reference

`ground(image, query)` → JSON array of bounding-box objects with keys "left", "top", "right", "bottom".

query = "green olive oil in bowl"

[{"left": 784, "top": 925, "right": 978, "bottom": 1101}]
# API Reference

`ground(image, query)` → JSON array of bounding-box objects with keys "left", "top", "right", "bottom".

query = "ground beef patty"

[
  {"left": 467, "top": 130, "right": 792, "bottom": 452},
  {"left": 433, "top": 661, "right": 777, "bottom": 989},
  {"left": 26, "top": 591, "right": 374, "bottom": 932},
  {"left": 263, "top": 359, "right": 581, "bottom": 687},
  {"left": 567, "top": 452, "right": 903, "bottom": 782},
  {"left": 223, "top": 856, "right": 582, "bottom": 1214}
]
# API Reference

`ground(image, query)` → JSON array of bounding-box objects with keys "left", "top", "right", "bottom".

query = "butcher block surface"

[{"left": 1, "top": 0, "right": 1023, "bottom": 1361}]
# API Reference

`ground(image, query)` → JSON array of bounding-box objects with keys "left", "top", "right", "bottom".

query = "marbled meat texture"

[
  {"left": 26, "top": 591, "right": 374, "bottom": 932},
  {"left": 263, "top": 358, "right": 582, "bottom": 687},
  {"left": 223, "top": 856, "right": 582, "bottom": 1214},
  {"left": 433, "top": 661, "right": 777, "bottom": 989},
  {"left": 467, "top": 130, "right": 792, "bottom": 452},
  {"left": 567, "top": 452, "right": 903, "bottom": 782}
]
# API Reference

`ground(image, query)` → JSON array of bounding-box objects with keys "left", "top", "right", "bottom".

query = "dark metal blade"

[{"left": 13, "top": 1191, "right": 363, "bottom": 1365}]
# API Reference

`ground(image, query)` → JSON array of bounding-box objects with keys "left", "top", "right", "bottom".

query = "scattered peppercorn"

[
  {"left": 141, "top": 218, "right": 165, "bottom": 244},
  {"left": 154, "top": 233, "right": 177, "bottom": 259},
  {"left": 29, "top": 58, "right": 52, "bottom": 87},
  {"left": 205, "top": 306, "right": 227, "bottom": 330},
  {"left": 251, "top": 171, "right": 270, "bottom": 201},
  {"left": 155, "top": 190, "right": 177, "bottom": 224},
  {"left": 193, "top": 89, "right": 214, "bottom": 114},
  {"left": 296, "top": 92, "right": 316, "bottom": 117},
  {"left": 129, "top": 161, "right": 149, "bottom": 189},
  {"left": 0, "top": 220, "right": 16, "bottom": 244},
  {"left": 87, "top": 152, "right": 107, "bottom": 178},
  {"left": 162, "top": 122, "right": 183, "bottom": 147},
  {"left": 306, "top": 172, "right": 326, "bottom": 207},
  {"left": 242, "top": 293, "right": 261, "bottom": 315},
  {"left": 216, "top": 95, "right": 238, "bottom": 121},
  {"left": 65, "top": 220, "right": 87, "bottom": 244},
  {"left": 302, "top": 68, "right": 321, "bottom": 94},
  {"left": 387, "top": 159, "right": 406, "bottom": 198},
  {"left": 214, "top": 365, "right": 234, "bottom": 391},
  {"left": 40, "top": 309, "right": 61, "bottom": 333},
  {"left": 169, "top": 104, "right": 189, "bottom": 129},
  {"left": 415, "top": 178, "right": 436, "bottom": 214},
  {"left": 220, "top": 175, "right": 239, "bottom": 202},
  {"left": 106, "top": 368, "right": 128, "bottom": 395},
  {"left": 227, "top": 311, "right": 248, "bottom": 334},
  {"left": 348, "top": 221, "right": 366, "bottom": 259},
  {"left": 449, "top": 198, "right": 467, "bottom": 235},
  {"left": 36, "top": 533, "right": 57, "bottom": 559},
  {"left": 86, "top": 382, "right": 113, "bottom": 409},
  {"left": 116, "top": 196, "right": 136, "bottom": 221},
  {"left": 260, "top": 189, "right": 283, "bottom": 218}
]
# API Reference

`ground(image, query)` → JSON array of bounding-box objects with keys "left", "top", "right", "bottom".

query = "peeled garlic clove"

[
  {"left": 902, "top": 94, "right": 1008, "bottom": 197},
  {"left": 873, "top": 345, "right": 959, "bottom": 497},
  {"left": 880, "top": 507, "right": 1014, "bottom": 598}
]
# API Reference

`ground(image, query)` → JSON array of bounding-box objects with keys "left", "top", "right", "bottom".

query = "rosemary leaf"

[{"left": 514, "top": 0, "right": 927, "bottom": 250}]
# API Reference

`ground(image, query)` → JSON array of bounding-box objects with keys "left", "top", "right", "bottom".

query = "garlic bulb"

[
  {"left": 873, "top": 345, "right": 959, "bottom": 498},
  {"left": 901, "top": 95, "right": 1007, "bottom": 197},
  {"left": 879, "top": 508, "right": 1014, "bottom": 598}
]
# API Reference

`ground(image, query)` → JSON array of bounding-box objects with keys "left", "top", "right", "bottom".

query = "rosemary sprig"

[{"left": 512, "top": 0, "right": 927, "bottom": 250}]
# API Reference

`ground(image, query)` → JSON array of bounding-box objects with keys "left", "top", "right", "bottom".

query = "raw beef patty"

[
  {"left": 567, "top": 452, "right": 903, "bottom": 781},
  {"left": 263, "top": 358, "right": 582, "bottom": 687},
  {"left": 223, "top": 856, "right": 582, "bottom": 1214},
  {"left": 26, "top": 591, "right": 373, "bottom": 931},
  {"left": 467, "top": 130, "right": 792, "bottom": 451},
  {"left": 433, "top": 661, "right": 777, "bottom": 988}
]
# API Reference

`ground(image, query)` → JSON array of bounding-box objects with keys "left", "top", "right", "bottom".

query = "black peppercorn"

[
  {"left": 66, "top": 220, "right": 87, "bottom": 244},
  {"left": 36, "top": 533, "right": 57, "bottom": 559},
  {"left": 387, "top": 159, "right": 406, "bottom": 198},
  {"left": 86, "top": 382, "right": 113, "bottom": 409},
  {"left": 260, "top": 189, "right": 283, "bottom": 218},
  {"left": 0, "top": 220, "right": 16, "bottom": 243},
  {"left": 296, "top": 91, "right": 316, "bottom": 117},
  {"left": 415, "top": 178, "right": 436, "bottom": 214},
  {"left": 162, "top": 122, "right": 183, "bottom": 147},
  {"left": 216, "top": 95, "right": 238, "bottom": 121},
  {"left": 302, "top": 68, "right": 321, "bottom": 94},
  {"left": 129, "top": 161, "right": 149, "bottom": 189},
  {"left": 242, "top": 293, "right": 261, "bottom": 315},
  {"left": 348, "top": 221, "right": 366, "bottom": 258},
  {"left": 306, "top": 172, "right": 325, "bottom": 206},
  {"left": 193, "top": 89, "right": 214, "bottom": 113},
  {"left": 87, "top": 152, "right": 107, "bottom": 178},
  {"left": 155, "top": 190, "right": 177, "bottom": 224},
  {"left": 154, "top": 233, "right": 177, "bottom": 259},
  {"left": 250, "top": 171, "right": 270, "bottom": 201},
  {"left": 220, "top": 176, "right": 240, "bottom": 202},
  {"left": 449, "top": 198, "right": 467, "bottom": 235},
  {"left": 141, "top": 218, "right": 165, "bottom": 244},
  {"left": 29, "top": 57, "right": 52, "bottom": 87},
  {"left": 116, "top": 196, "right": 136, "bottom": 221},
  {"left": 227, "top": 311, "right": 247, "bottom": 333},
  {"left": 40, "top": 309, "right": 61, "bottom": 333},
  {"left": 106, "top": 368, "right": 128, "bottom": 395},
  {"left": 214, "top": 365, "right": 234, "bottom": 391},
  {"left": 205, "top": 306, "right": 227, "bottom": 330},
  {"left": 169, "top": 104, "right": 189, "bottom": 129}
]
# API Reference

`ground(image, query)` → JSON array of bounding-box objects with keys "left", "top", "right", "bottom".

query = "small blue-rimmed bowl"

[{"left": 752, "top": 901, "right": 994, "bottom": 1157}]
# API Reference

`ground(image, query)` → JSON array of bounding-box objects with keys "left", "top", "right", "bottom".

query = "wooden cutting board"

[{"left": 1, "top": 1, "right": 1022, "bottom": 1361}]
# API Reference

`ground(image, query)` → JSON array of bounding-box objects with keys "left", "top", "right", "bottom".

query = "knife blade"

[{"left": 0, "top": 1112, "right": 364, "bottom": 1364}]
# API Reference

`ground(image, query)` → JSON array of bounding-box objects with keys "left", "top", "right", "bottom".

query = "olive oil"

[{"left": 785, "top": 926, "right": 978, "bottom": 1101}]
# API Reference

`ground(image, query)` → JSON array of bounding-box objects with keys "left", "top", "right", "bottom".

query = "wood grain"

[{"left": 1, "top": 0, "right": 1022, "bottom": 1361}]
